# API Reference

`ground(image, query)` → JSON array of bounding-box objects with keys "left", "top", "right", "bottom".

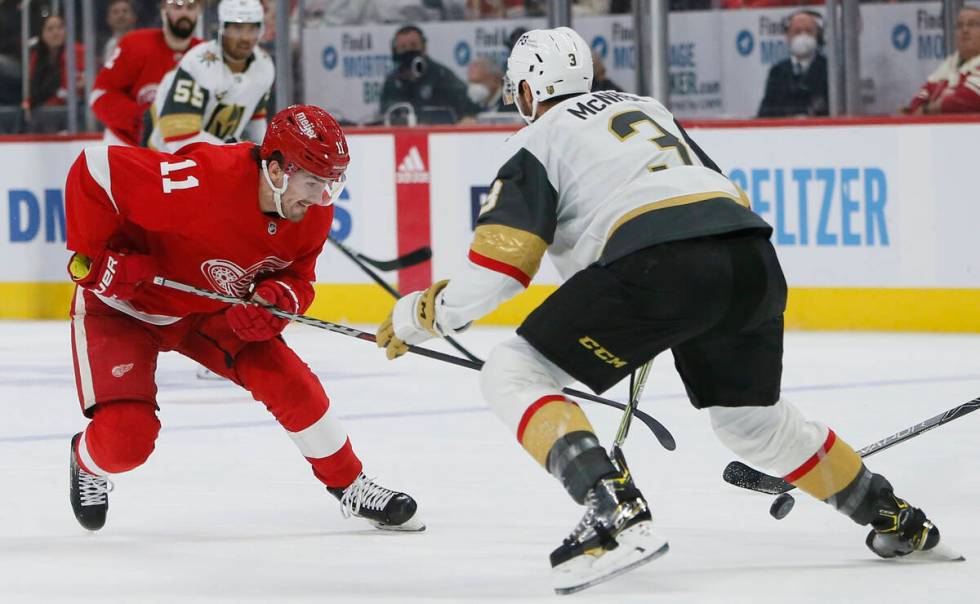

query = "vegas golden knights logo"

[{"left": 205, "top": 103, "right": 245, "bottom": 140}]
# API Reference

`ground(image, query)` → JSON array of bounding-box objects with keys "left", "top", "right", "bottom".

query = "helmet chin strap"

[{"left": 261, "top": 160, "right": 290, "bottom": 219}]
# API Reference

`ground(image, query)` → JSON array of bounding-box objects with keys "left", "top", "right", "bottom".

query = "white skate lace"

[
  {"left": 566, "top": 489, "right": 600, "bottom": 544},
  {"left": 78, "top": 470, "right": 113, "bottom": 507},
  {"left": 338, "top": 474, "right": 396, "bottom": 518}
]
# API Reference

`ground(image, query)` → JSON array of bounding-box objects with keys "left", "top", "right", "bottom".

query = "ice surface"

[{"left": 1, "top": 321, "right": 978, "bottom": 603}]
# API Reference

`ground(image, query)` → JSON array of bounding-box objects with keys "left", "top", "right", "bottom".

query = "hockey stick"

[
  {"left": 328, "top": 237, "right": 431, "bottom": 272},
  {"left": 608, "top": 360, "right": 654, "bottom": 474},
  {"left": 721, "top": 396, "right": 980, "bottom": 518},
  {"left": 327, "top": 237, "right": 482, "bottom": 365},
  {"left": 153, "top": 277, "right": 676, "bottom": 450},
  {"left": 613, "top": 360, "right": 654, "bottom": 448}
]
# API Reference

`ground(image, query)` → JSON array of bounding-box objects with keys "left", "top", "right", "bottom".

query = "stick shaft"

[
  {"left": 327, "top": 238, "right": 483, "bottom": 364},
  {"left": 152, "top": 276, "right": 675, "bottom": 448},
  {"left": 724, "top": 396, "right": 980, "bottom": 495}
]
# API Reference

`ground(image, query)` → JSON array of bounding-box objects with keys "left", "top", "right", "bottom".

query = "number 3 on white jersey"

[{"left": 160, "top": 159, "right": 200, "bottom": 193}]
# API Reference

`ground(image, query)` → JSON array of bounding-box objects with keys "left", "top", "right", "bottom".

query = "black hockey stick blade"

[
  {"left": 153, "top": 276, "right": 675, "bottom": 450},
  {"left": 346, "top": 242, "right": 431, "bottom": 271},
  {"left": 722, "top": 461, "right": 793, "bottom": 495},
  {"left": 328, "top": 238, "right": 488, "bottom": 367},
  {"left": 722, "top": 395, "right": 980, "bottom": 496}
]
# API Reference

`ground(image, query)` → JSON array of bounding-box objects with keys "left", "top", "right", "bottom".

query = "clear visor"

[
  {"left": 502, "top": 76, "right": 517, "bottom": 106},
  {"left": 316, "top": 173, "right": 347, "bottom": 207},
  {"left": 165, "top": 0, "right": 198, "bottom": 6}
]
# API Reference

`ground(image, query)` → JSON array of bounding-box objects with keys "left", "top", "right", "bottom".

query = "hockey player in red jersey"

[
  {"left": 65, "top": 104, "right": 423, "bottom": 533},
  {"left": 89, "top": 0, "right": 203, "bottom": 146}
]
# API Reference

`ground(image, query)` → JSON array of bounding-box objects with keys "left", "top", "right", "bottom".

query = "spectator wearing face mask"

[
  {"left": 379, "top": 24, "right": 480, "bottom": 124},
  {"left": 465, "top": 56, "right": 511, "bottom": 112},
  {"left": 757, "top": 10, "right": 828, "bottom": 118},
  {"left": 903, "top": 6, "right": 980, "bottom": 115}
]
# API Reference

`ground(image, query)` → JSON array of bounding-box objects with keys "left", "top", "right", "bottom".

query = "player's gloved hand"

[
  {"left": 377, "top": 280, "right": 448, "bottom": 360},
  {"left": 226, "top": 281, "right": 297, "bottom": 342},
  {"left": 68, "top": 250, "right": 156, "bottom": 301}
]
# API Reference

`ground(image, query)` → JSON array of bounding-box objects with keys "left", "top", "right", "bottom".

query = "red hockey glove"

[
  {"left": 226, "top": 281, "right": 298, "bottom": 342},
  {"left": 68, "top": 251, "right": 156, "bottom": 301}
]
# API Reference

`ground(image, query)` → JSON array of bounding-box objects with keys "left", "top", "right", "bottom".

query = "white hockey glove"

[{"left": 377, "top": 280, "right": 448, "bottom": 360}]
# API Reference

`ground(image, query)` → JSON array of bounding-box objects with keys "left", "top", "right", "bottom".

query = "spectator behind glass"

[
  {"left": 591, "top": 49, "right": 622, "bottom": 92},
  {"left": 304, "top": 0, "right": 461, "bottom": 25},
  {"left": 904, "top": 6, "right": 980, "bottom": 115},
  {"left": 466, "top": 56, "right": 512, "bottom": 112},
  {"left": 465, "top": 0, "right": 527, "bottom": 18},
  {"left": 23, "top": 14, "right": 86, "bottom": 121},
  {"left": 380, "top": 24, "right": 481, "bottom": 124},
  {"left": 0, "top": 0, "right": 22, "bottom": 106},
  {"left": 104, "top": 0, "right": 138, "bottom": 63},
  {"left": 757, "top": 10, "right": 828, "bottom": 118}
]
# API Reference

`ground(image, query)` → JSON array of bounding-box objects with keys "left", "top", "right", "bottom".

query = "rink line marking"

[
  {"left": 3, "top": 374, "right": 980, "bottom": 445},
  {"left": 0, "top": 406, "right": 489, "bottom": 444}
]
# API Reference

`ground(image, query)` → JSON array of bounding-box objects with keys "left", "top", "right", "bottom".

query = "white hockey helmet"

[
  {"left": 218, "top": 0, "right": 264, "bottom": 33},
  {"left": 504, "top": 27, "right": 593, "bottom": 124}
]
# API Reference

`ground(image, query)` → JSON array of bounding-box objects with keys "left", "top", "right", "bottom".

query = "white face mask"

[
  {"left": 790, "top": 33, "right": 818, "bottom": 59},
  {"left": 467, "top": 82, "right": 490, "bottom": 105}
]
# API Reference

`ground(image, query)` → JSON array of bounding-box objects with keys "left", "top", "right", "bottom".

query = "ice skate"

[
  {"left": 328, "top": 473, "right": 425, "bottom": 532},
  {"left": 865, "top": 487, "right": 963, "bottom": 562},
  {"left": 550, "top": 463, "right": 668, "bottom": 595},
  {"left": 69, "top": 433, "right": 111, "bottom": 531}
]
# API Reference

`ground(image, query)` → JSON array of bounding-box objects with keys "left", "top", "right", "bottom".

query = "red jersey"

[
  {"left": 906, "top": 52, "right": 980, "bottom": 114},
  {"left": 90, "top": 29, "right": 202, "bottom": 146},
  {"left": 65, "top": 143, "right": 331, "bottom": 324}
]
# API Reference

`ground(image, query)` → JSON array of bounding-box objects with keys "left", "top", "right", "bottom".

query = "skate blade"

[
  {"left": 553, "top": 522, "right": 669, "bottom": 595},
  {"left": 371, "top": 517, "right": 426, "bottom": 532},
  {"left": 900, "top": 542, "right": 965, "bottom": 563}
]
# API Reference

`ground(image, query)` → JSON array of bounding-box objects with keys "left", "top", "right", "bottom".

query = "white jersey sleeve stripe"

[{"left": 83, "top": 146, "right": 120, "bottom": 214}]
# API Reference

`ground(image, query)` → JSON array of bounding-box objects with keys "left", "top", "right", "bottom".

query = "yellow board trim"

[{"left": 1, "top": 283, "right": 979, "bottom": 332}]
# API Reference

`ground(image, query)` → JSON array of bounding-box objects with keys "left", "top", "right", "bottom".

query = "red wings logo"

[
  {"left": 201, "top": 257, "right": 292, "bottom": 297},
  {"left": 136, "top": 84, "right": 158, "bottom": 105}
]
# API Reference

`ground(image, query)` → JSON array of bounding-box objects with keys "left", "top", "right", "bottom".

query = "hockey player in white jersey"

[
  {"left": 148, "top": 0, "right": 273, "bottom": 152},
  {"left": 377, "top": 27, "right": 950, "bottom": 594}
]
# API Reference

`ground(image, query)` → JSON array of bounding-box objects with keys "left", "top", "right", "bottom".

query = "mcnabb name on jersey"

[{"left": 565, "top": 91, "right": 639, "bottom": 120}]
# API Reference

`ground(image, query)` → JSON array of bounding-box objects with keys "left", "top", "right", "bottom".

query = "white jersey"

[
  {"left": 149, "top": 40, "right": 274, "bottom": 152},
  {"left": 433, "top": 91, "right": 771, "bottom": 334}
]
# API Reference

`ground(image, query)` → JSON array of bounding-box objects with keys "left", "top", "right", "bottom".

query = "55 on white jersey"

[{"left": 149, "top": 40, "right": 274, "bottom": 152}]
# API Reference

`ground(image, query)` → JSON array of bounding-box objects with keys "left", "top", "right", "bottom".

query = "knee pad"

[
  {"left": 87, "top": 400, "right": 161, "bottom": 473},
  {"left": 709, "top": 400, "right": 827, "bottom": 477},
  {"left": 236, "top": 343, "right": 329, "bottom": 432},
  {"left": 480, "top": 336, "right": 575, "bottom": 433}
]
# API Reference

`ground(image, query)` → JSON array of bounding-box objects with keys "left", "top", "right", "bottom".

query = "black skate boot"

[
  {"left": 69, "top": 433, "right": 111, "bottom": 531},
  {"left": 327, "top": 473, "right": 424, "bottom": 532},
  {"left": 865, "top": 492, "right": 939, "bottom": 559},
  {"left": 840, "top": 470, "right": 962, "bottom": 561},
  {"left": 550, "top": 454, "right": 668, "bottom": 595}
]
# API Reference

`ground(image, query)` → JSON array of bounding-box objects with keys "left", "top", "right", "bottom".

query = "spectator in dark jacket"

[
  {"left": 757, "top": 10, "right": 828, "bottom": 118},
  {"left": 380, "top": 24, "right": 480, "bottom": 124}
]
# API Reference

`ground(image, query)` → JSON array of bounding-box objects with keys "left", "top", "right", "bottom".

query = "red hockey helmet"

[
  {"left": 260, "top": 105, "right": 349, "bottom": 215},
  {"left": 260, "top": 104, "right": 350, "bottom": 181}
]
